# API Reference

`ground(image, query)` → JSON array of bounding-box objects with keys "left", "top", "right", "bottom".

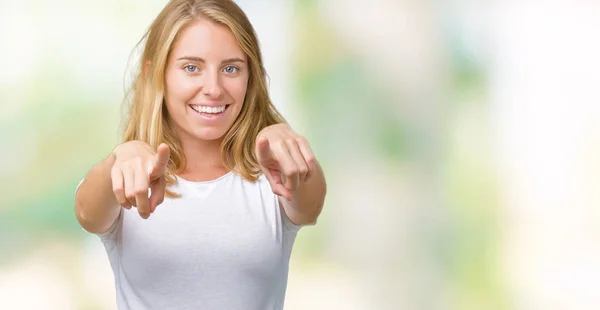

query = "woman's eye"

[
  {"left": 184, "top": 65, "right": 198, "bottom": 73},
  {"left": 223, "top": 66, "right": 238, "bottom": 74}
]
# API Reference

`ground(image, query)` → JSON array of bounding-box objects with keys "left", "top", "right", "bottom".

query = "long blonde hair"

[{"left": 121, "top": 0, "right": 286, "bottom": 196}]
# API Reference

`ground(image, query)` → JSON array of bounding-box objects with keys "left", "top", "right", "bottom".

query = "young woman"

[{"left": 74, "top": 0, "right": 326, "bottom": 309}]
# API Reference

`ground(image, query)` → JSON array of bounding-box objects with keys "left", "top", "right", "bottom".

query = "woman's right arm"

[
  {"left": 75, "top": 153, "right": 122, "bottom": 234},
  {"left": 75, "top": 142, "right": 170, "bottom": 234}
]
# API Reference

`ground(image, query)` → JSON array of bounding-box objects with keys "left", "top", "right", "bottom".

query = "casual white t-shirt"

[{"left": 90, "top": 172, "right": 304, "bottom": 310}]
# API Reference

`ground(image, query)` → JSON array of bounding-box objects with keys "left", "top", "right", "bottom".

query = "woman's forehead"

[{"left": 170, "top": 18, "right": 246, "bottom": 62}]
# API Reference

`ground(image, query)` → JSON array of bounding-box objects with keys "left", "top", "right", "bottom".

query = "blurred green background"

[{"left": 2, "top": 0, "right": 600, "bottom": 309}]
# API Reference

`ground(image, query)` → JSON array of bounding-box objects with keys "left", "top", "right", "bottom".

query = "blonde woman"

[{"left": 74, "top": 0, "right": 326, "bottom": 308}]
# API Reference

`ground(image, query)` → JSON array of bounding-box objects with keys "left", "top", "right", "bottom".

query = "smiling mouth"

[{"left": 189, "top": 104, "right": 230, "bottom": 116}]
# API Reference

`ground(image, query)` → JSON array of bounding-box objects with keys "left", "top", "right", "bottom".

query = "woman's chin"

[{"left": 190, "top": 128, "right": 228, "bottom": 141}]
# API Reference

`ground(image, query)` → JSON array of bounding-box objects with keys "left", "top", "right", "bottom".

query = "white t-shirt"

[{"left": 92, "top": 172, "right": 304, "bottom": 310}]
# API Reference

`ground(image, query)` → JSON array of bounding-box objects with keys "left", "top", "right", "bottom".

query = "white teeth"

[{"left": 191, "top": 105, "right": 226, "bottom": 114}]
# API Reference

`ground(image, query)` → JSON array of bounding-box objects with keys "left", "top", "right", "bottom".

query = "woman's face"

[{"left": 164, "top": 18, "right": 249, "bottom": 142}]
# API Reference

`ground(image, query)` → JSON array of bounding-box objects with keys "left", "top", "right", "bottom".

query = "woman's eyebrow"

[{"left": 177, "top": 56, "right": 245, "bottom": 64}]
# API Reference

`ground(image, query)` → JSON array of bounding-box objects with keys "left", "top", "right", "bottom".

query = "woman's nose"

[{"left": 201, "top": 70, "right": 224, "bottom": 99}]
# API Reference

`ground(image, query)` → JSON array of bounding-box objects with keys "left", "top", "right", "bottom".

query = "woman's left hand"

[{"left": 256, "top": 124, "right": 316, "bottom": 201}]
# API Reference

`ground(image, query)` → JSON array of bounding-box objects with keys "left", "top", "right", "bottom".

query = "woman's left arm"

[{"left": 256, "top": 124, "right": 327, "bottom": 226}]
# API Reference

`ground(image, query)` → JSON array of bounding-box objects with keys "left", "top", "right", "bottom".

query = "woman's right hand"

[{"left": 111, "top": 141, "right": 170, "bottom": 219}]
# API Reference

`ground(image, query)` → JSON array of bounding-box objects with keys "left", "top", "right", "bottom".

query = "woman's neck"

[{"left": 178, "top": 136, "right": 229, "bottom": 182}]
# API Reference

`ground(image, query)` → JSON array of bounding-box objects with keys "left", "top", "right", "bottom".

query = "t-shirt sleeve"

[
  {"left": 279, "top": 202, "right": 303, "bottom": 233},
  {"left": 257, "top": 174, "right": 306, "bottom": 233},
  {"left": 96, "top": 208, "right": 123, "bottom": 248},
  {"left": 269, "top": 183, "right": 318, "bottom": 232}
]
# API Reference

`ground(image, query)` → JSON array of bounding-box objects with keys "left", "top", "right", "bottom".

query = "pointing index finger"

[
  {"left": 149, "top": 143, "right": 170, "bottom": 178},
  {"left": 256, "top": 136, "right": 274, "bottom": 161}
]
